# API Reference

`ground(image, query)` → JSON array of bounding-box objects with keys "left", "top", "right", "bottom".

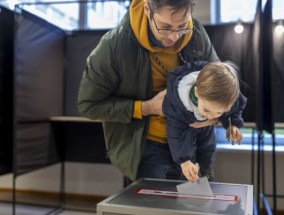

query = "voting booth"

[{"left": 97, "top": 178, "right": 253, "bottom": 215}]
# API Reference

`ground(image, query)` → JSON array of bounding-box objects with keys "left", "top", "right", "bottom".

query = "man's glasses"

[{"left": 152, "top": 17, "right": 193, "bottom": 36}]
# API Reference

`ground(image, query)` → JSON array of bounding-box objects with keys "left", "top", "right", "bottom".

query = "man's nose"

[{"left": 167, "top": 31, "right": 181, "bottom": 41}]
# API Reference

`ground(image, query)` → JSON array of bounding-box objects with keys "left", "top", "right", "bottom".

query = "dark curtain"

[
  {"left": 14, "top": 9, "right": 65, "bottom": 175},
  {"left": 64, "top": 30, "right": 108, "bottom": 116},
  {"left": 273, "top": 24, "right": 284, "bottom": 122},
  {"left": 252, "top": 0, "right": 273, "bottom": 133},
  {"left": 61, "top": 30, "right": 110, "bottom": 163},
  {"left": 14, "top": 13, "right": 111, "bottom": 171},
  {"left": 205, "top": 23, "right": 255, "bottom": 122},
  {"left": 0, "top": 6, "right": 14, "bottom": 175},
  {"left": 0, "top": 6, "right": 14, "bottom": 174},
  {"left": 205, "top": 17, "right": 282, "bottom": 125}
]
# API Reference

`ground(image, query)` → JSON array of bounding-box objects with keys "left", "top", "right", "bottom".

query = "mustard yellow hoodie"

[{"left": 130, "top": 0, "right": 193, "bottom": 143}]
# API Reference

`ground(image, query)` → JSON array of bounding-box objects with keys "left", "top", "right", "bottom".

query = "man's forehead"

[{"left": 156, "top": 8, "right": 191, "bottom": 23}]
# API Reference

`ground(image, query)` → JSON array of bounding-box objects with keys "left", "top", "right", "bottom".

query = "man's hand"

[
  {"left": 180, "top": 160, "right": 199, "bottom": 182},
  {"left": 141, "top": 90, "right": 166, "bottom": 116},
  {"left": 189, "top": 118, "right": 219, "bottom": 128}
]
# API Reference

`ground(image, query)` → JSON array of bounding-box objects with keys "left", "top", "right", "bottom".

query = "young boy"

[{"left": 162, "top": 61, "right": 247, "bottom": 182}]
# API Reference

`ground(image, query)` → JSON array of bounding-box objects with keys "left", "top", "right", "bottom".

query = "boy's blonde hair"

[{"left": 196, "top": 61, "right": 240, "bottom": 109}]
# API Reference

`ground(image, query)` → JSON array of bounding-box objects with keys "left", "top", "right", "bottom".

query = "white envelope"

[{"left": 176, "top": 177, "right": 214, "bottom": 197}]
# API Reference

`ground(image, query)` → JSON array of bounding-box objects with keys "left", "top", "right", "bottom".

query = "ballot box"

[{"left": 96, "top": 178, "right": 253, "bottom": 215}]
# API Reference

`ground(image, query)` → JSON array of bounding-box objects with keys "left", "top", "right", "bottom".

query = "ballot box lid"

[{"left": 97, "top": 178, "right": 253, "bottom": 215}]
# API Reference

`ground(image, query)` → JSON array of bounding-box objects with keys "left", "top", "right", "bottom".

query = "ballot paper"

[{"left": 176, "top": 177, "right": 214, "bottom": 197}]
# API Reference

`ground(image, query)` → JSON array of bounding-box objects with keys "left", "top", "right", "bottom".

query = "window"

[
  {"left": 86, "top": 1, "right": 129, "bottom": 29},
  {"left": 212, "top": 0, "right": 284, "bottom": 24},
  {"left": 0, "top": 0, "right": 130, "bottom": 30}
]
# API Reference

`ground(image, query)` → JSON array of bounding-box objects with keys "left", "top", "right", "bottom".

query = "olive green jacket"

[{"left": 77, "top": 12, "right": 219, "bottom": 181}]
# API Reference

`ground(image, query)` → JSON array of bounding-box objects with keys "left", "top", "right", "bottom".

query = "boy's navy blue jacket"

[{"left": 162, "top": 61, "right": 247, "bottom": 165}]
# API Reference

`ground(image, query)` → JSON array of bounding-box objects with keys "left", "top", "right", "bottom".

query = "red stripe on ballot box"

[{"left": 135, "top": 189, "right": 238, "bottom": 202}]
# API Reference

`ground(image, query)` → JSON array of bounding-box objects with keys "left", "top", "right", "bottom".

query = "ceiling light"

[
  {"left": 235, "top": 23, "right": 244, "bottom": 34},
  {"left": 275, "top": 20, "right": 284, "bottom": 35}
]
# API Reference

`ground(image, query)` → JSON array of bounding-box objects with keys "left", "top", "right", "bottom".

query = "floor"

[
  {"left": 0, "top": 202, "right": 97, "bottom": 215},
  {"left": 0, "top": 190, "right": 100, "bottom": 215}
]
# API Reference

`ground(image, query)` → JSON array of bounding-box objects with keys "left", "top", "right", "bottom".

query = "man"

[{"left": 77, "top": 0, "right": 219, "bottom": 183}]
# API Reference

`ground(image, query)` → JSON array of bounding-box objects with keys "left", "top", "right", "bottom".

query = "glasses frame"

[{"left": 152, "top": 16, "right": 193, "bottom": 36}]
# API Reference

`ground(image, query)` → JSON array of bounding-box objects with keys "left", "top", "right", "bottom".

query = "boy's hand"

[
  {"left": 226, "top": 126, "right": 243, "bottom": 144},
  {"left": 180, "top": 160, "right": 199, "bottom": 182}
]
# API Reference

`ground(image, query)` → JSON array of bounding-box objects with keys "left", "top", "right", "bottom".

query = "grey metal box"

[{"left": 97, "top": 178, "right": 253, "bottom": 215}]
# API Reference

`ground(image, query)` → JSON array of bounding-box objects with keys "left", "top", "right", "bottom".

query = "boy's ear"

[{"left": 194, "top": 86, "right": 199, "bottom": 98}]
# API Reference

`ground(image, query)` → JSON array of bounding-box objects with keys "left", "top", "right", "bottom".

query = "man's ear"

[{"left": 144, "top": 0, "right": 150, "bottom": 18}]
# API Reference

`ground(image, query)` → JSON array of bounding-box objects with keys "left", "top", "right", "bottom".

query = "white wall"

[
  {"left": 194, "top": 0, "right": 211, "bottom": 25},
  {"left": 0, "top": 163, "right": 123, "bottom": 196}
]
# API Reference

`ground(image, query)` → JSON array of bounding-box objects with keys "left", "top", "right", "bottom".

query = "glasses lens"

[
  {"left": 178, "top": 29, "right": 192, "bottom": 35},
  {"left": 158, "top": 29, "right": 172, "bottom": 34},
  {"left": 158, "top": 29, "right": 192, "bottom": 35}
]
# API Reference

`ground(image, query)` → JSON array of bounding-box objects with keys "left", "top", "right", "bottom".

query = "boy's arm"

[
  {"left": 220, "top": 93, "right": 247, "bottom": 144},
  {"left": 166, "top": 114, "right": 194, "bottom": 164},
  {"left": 163, "top": 93, "right": 196, "bottom": 164},
  {"left": 220, "top": 93, "right": 247, "bottom": 129}
]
